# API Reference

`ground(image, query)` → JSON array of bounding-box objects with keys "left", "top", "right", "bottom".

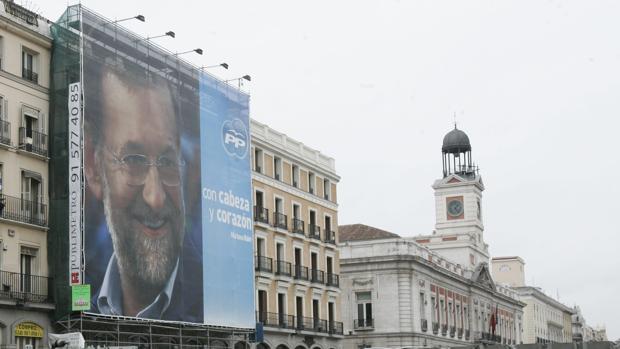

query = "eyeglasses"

[{"left": 105, "top": 148, "right": 185, "bottom": 187}]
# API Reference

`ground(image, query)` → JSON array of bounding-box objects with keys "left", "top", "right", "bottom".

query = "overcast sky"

[{"left": 35, "top": 0, "right": 619, "bottom": 340}]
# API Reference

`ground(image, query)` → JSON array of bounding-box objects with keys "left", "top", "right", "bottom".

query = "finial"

[{"left": 453, "top": 112, "right": 457, "bottom": 129}]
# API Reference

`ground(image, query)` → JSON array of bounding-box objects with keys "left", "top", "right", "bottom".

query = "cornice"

[{"left": 252, "top": 172, "right": 338, "bottom": 211}]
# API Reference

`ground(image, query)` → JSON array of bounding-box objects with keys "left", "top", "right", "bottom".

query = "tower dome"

[
  {"left": 442, "top": 127, "right": 471, "bottom": 153},
  {"left": 441, "top": 126, "right": 477, "bottom": 178}
]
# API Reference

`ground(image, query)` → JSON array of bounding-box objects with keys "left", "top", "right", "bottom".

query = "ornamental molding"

[{"left": 353, "top": 278, "right": 373, "bottom": 286}]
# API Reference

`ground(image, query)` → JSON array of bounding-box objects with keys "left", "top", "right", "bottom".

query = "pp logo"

[{"left": 222, "top": 119, "right": 249, "bottom": 158}]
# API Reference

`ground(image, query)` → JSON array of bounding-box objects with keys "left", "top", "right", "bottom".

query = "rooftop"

[{"left": 338, "top": 224, "right": 400, "bottom": 242}]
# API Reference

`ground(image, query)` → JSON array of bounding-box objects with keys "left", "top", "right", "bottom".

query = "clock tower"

[{"left": 415, "top": 126, "right": 490, "bottom": 267}]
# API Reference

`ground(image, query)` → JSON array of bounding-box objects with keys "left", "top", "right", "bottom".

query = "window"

[
  {"left": 0, "top": 163, "right": 3, "bottom": 194},
  {"left": 257, "top": 290, "right": 268, "bottom": 322},
  {"left": 0, "top": 96, "right": 9, "bottom": 145},
  {"left": 256, "top": 237, "right": 265, "bottom": 256},
  {"left": 21, "top": 49, "right": 38, "bottom": 83},
  {"left": 20, "top": 246, "right": 38, "bottom": 292},
  {"left": 431, "top": 295, "right": 437, "bottom": 323},
  {"left": 274, "top": 197, "right": 283, "bottom": 214},
  {"left": 464, "top": 306, "right": 469, "bottom": 329},
  {"left": 21, "top": 171, "right": 42, "bottom": 219},
  {"left": 419, "top": 292, "right": 426, "bottom": 320},
  {"left": 356, "top": 291, "right": 373, "bottom": 327},
  {"left": 292, "top": 164, "right": 299, "bottom": 187},
  {"left": 323, "top": 178, "right": 330, "bottom": 200},
  {"left": 255, "top": 190, "right": 264, "bottom": 208},
  {"left": 440, "top": 299, "right": 445, "bottom": 324},
  {"left": 253, "top": 148, "right": 263, "bottom": 173},
  {"left": 324, "top": 215, "right": 332, "bottom": 233},
  {"left": 457, "top": 304, "right": 461, "bottom": 328},
  {"left": 448, "top": 301, "right": 453, "bottom": 326},
  {"left": 273, "top": 156, "right": 282, "bottom": 180},
  {"left": 293, "top": 204, "right": 300, "bottom": 220},
  {"left": 308, "top": 172, "right": 315, "bottom": 194}
]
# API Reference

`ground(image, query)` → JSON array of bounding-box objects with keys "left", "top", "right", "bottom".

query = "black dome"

[{"left": 442, "top": 127, "right": 471, "bottom": 153}]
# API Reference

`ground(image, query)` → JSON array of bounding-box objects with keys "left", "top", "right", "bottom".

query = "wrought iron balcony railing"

[
  {"left": 0, "top": 270, "right": 52, "bottom": 303},
  {"left": 273, "top": 211, "right": 287, "bottom": 230},
  {"left": 450, "top": 325, "right": 456, "bottom": 337},
  {"left": 254, "top": 206, "right": 269, "bottom": 224},
  {"left": 420, "top": 319, "right": 428, "bottom": 332},
  {"left": 18, "top": 127, "right": 47, "bottom": 157},
  {"left": 326, "top": 273, "right": 339, "bottom": 287},
  {"left": 256, "top": 312, "right": 343, "bottom": 335},
  {"left": 324, "top": 230, "right": 336, "bottom": 244},
  {"left": 353, "top": 318, "right": 374, "bottom": 329},
  {"left": 293, "top": 265, "right": 308, "bottom": 280},
  {"left": 275, "top": 260, "right": 292, "bottom": 277},
  {"left": 0, "top": 194, "right": 47, "bottom": 227},
  {"left": 308, "top": 224, "right": 321, "bottom": 240},
  {"left": 458, "top": 328, "right": 463, "bottom": 338},
  {"left": 292, "top": 218, "right": 305, "bottom": 235},
  {"left": 310, "top": 269, "right": 324, "bottom": 284},
  {"left": 0, "top": 120, "right": 10, "bottom": 146},
  {"left": 255, "top": 255, "right": 273, "bottom": 273},
  {"left": 22, "top": 68, "right": 38, "bottom": 84},
  {"left": 441, "top": 324, "right": 448, "bottom": 336},
  {"left": 465, "top": 329, "right": 470, "bottom": 340}
]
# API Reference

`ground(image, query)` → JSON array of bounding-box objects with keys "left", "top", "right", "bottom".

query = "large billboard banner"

[
  {"left": 68, "top": 82, "right": 82, "bottom": 286},
  {"left": 78, "top": 15, "right": 254, "bottom": 327}
]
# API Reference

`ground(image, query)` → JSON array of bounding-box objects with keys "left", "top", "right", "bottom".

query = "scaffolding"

[
  {"left": 55, "top": 313, "right": 254, "bottom": 349},
  {"left": 49, "top": 4, "right": 255, "bottom": 347}
]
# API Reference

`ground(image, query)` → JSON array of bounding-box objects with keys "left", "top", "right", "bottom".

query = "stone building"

[
  {"left": 338, "top": 127, "right": 524, "bottom": 349},
  {"left": 251, "top": 119, "right": 343, "bottom": 349},
  {"left": 0, "top": 1, "right": 54, "bottom": 348}
]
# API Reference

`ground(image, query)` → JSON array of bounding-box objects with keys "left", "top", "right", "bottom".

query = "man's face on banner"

[{"left": 96, "top": 72, "right": 185, "bottom": 291}]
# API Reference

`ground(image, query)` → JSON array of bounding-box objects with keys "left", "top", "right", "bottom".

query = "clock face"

[{"left": 447, "top": 199, "right": 464, "bottom": 217}]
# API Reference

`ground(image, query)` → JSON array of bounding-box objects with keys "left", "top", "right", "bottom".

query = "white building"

[
  {"left": 0, "top": 1, "right": 54, "bottom": 349},
  {"left": 338, "top": 127, "right": 524, "bottom": 349}
]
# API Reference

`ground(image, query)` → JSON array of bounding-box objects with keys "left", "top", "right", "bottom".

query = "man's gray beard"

[{"left": 101, "top": 169, "right": 185, "bottom": 291}]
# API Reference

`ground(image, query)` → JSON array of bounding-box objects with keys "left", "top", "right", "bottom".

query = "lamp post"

[
  {"left": 141, "top": 31, "right": 175, "bottom": 41},
  {"left": 104, "top": 14, "right": 145, "bottom": 25},
  {"left": 224, "top": 75, "right": 251, "bottom": 89},
  {"left": 174, "top": 48, "right": 203, "bottom": 56},
  {"left": 200, "top": 63, "right": 229, "bottom": 70}
]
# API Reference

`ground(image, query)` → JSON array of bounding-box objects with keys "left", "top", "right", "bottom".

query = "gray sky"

[{"left": 36, "top": 0, "right": 619, "bottom": 340}]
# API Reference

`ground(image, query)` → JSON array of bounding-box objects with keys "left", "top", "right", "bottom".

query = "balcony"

[
  {"left": 326, "top": 273, "right": 339, "bottom": 287},
  {"left": 324, "top": 230, "right": 336, "bottom": 244},
  {"left": 275, "top": 260, "right": 292, "bottom": 277},
  {"left": 420, "top": 319, "right": 428, "bottom": 332},
  {"left": 18, "top": 127, "right": 47, "bottom": 157},
  {"left": 432, "top": 322, "right": 439, "bottom": 334},
  {"left": 297, "top": 316, "right": 327, "bottom": 332},
  {"left": 458, "top": 328, "right": 463, "bottom": 339},
  {"left": 254, "top": 206, "right": 269, "bottom": 224},
  {"left": 450, "top": 325, "right": 456, "bottom": 337},
  {"left": 22, "top": 68, "right": 38, "bottom": 84},
  {"left": 310, "top": 269, "right": 324, "bottom": 284},
  {"left": 0, "top": 120, "right": 10, "bottom": 146},
  {"left": 0, "top": 194, "right": 47, "bottom": 227},
  {"left": 465, "top": 329, "right": 470, "bottom": 340},
  {"left": 257, "top": 312, "right": 343, "bottom": 335},
  {"left": 257, "top": 311, "right": 295, "bottom": 330},
  {"left": 273, "top": 212, "right": 287, "bottom": 230},
  {"left": 441, "top": 324, "right": 448, "bottom": 336},
  {"left": 0, "top": 270, "right": 52, "bottom": 303},
  {"left": 308, "top": 224, "right": 321, "bottom": 240},
  {"left": 292, "top": 218, "right": 305, "bottom": 236},
  {"left": 353, "top": 318, "right": 374, "bottom": 330},
  {"left": 255, "top": 255, "right": 273, "bottom": 273},
  {"left": 293, "top": 265, "right": 309, "bottom": 281}
]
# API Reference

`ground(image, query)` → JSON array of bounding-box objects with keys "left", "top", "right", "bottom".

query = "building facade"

[
  {"left": 251, "top": 120, "right": 343, "bottom": 349},
  {"left": 513, "top": 286, "right": 574, "bottom": 344},
  {"left": 0, "top": 1, "right": 53, "bottom": 348},
  {"left": 338, "top": 127, "right": 524, "bottom": 349}
]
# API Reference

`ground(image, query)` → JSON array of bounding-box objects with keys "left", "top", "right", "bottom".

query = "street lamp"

[
  {"left": 224, "top": 75, "right": 251, "bottom": 88},
  {"left": 174, "top": 48, "right": 203, "bottom": 56},
  {"left": 143, "top": 31, "right": 175, "bottom": 41},
  {"left": 200, "top": 63, "right": 229, "bottom": 70},
  {"left": 105, "top": 14, "right": 145, "bottom": 25}
]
